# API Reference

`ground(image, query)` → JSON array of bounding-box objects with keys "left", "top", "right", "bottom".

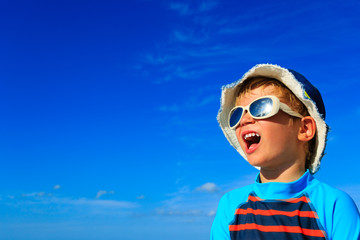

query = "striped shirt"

[{"left": 211, "top": 171, "right": 360, "bottom": 240}]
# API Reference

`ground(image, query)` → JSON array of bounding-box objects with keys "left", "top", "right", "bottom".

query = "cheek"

[
  {"left": 261, "top": 120, "right": 295, "bottom": 139},
  {"left": 265, "top": 122, "right": 298, "bottom": 144}
]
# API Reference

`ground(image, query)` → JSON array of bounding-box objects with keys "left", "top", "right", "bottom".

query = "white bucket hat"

[{"left": 217, "top": 64, "right": 328, "bottom": 174}]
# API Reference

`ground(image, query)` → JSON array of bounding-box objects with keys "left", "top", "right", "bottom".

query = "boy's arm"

[{"left": 331, "top": 193, "right": 360, "bottom": 240}]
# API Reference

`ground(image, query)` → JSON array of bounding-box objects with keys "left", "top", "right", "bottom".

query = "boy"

[{"left": 211, "top": 64, "right": 360, "bottom": 239}]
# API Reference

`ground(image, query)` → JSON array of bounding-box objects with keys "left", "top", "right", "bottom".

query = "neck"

[{"left": 259, "top": 162, "right": 306, "bottom": 183}]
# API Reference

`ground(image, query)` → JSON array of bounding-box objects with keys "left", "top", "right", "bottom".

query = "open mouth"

[{"left": 243, "top": 132, "right": 261, "bottom": 151}]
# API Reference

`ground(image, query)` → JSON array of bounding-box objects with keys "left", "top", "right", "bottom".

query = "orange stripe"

[
  {"left": 235, "top": 208, "right": 317, "bottom": 218},
  {"left": 284, "top": 196, "right": 310, "bottom": 203},
  {"left": 247, "top": 195, "right": 263, "bottom": 202},
  {"left": 247, "top": 195, "right": 309, "bottom": 203},
  {"left": 229, "top": 223, "right": 325, "bottom": 237}
]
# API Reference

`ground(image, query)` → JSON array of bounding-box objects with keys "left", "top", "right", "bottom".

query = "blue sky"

[{"left": 1, "top": 0, "right": 360, "bottom": 239}]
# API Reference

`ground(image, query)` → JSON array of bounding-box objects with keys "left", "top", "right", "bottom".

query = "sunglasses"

[{"left": 228, "top": 95, "right": 304, "bottom": 129}]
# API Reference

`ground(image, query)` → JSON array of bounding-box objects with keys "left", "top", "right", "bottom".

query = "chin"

[
  {"left": 247, "top": 159, "right": 264, "bottom": 168},
  {"left": 247, "top": 157, "right": 271, "bottom": 169}
]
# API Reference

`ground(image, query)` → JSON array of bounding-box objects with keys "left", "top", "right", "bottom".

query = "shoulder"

[
  {"left": 306, "top": 178, "right": 360, "bottom": 239},
  {"left": 307, "top": 178, "right": 357, "bottom": 205},
  {"left": 216, "top": 184, "right": 255, "bottom": 215},
  {"left": 211, "top": 184, "right": 255, "bottom": 240}
]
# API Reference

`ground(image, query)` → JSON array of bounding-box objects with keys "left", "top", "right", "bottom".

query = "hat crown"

[{"left": 288, "top": 69, "right": 326, "bottom": 120}]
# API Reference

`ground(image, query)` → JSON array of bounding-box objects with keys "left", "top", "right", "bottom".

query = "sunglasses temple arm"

[{"left": 279, "top": 103, "right": 304, "bottom": 118}]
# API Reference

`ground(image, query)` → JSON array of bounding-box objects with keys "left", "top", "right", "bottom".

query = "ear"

[{"left": 298, "top": 116, "right": 316, "bottom": 142}]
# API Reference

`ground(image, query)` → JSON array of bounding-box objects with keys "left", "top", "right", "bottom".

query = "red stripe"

[
  {"left": 285, "top": 196, "right": 310, "bottom": 203},
  {"left": 247, "top": 195, "right": 310, "bottom": 203},
  {"left": 247, "top": 195, "right": 263, "bottom": 202},
  {"left": 229, "top": 223, "right": 325, "bottom": 237},
  {"left": 235, "top": 208, "right": 317, "bottom": 218}
]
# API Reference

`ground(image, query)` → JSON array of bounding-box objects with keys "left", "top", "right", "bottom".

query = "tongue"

[{"left": 248, "top": 143, "right": 259, "bottom": 150}]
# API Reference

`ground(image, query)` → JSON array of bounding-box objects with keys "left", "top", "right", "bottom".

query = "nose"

[{"left": 239, "top": 110, "right": 255, "bottom": 127}]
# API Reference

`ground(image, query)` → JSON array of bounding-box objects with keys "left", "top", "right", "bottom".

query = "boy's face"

[{"left": 235, "top": 85, "right": 304, "bottom": 170}]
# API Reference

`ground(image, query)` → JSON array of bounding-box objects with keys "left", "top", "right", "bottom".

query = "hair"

[{"left": 235, "top": 77, "right": 316, "bottom": 170}]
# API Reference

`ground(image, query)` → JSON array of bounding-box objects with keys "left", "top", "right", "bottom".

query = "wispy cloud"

[
  {"left": 95, "top": 190, "right": 115, "bottom": 199},
  {"left": 143, "top": 52, "right": 179, "bottom": 65},
  {"left": 199, "top": 0, "right": 218, "bottom": 12},
  {"left": 53, "top": 185, "right": 61, "bottom": 190},
  {"left": 138, "top": 1, "right": 344, "bottom": 86},
  {"left": 157, "top": 104, "right": 180, "bottom": 112},
  {"left": 169, "top": 2, "right": 191, "bottom": 15},
  {"left": 155, "top": 207, "right": 205, "bottom": 217},
  {"left": 136, "top": 195, "right": 145, "bottom": 200},
  {"left": 156, "top": 185, "right": 217, "bottom": 217},
  {"left": 157, "top": 93, "right": 217, "bottom": 113},
  {"left": 208, "top": 210, "right": 216, "bottom": 216},
  {"left": 138, "top": 2, "right": 225, "bottom": 84},
  {"left": 154, "top": 180, "right": 227, "bottom": 218},
  {"left": 21, "top": 192, "right": 48, "bottom": 197},
  {"left": 168, "top": 1, "right": 218, "bottom": 16},
  {"left": 51, "top": 197, "right": 137, "bottom": 209},
  {"left": 172, "top": 29, "right": 209, "bottom": 44},
  {"left": 156, "top": 171, "right": 256, "bottom": 217},
  {"left": 3, "top": 194, "right": 138, "bottom": 219},
  {"left": 3, "top": 189, "right": 139, "bottom": 216}
]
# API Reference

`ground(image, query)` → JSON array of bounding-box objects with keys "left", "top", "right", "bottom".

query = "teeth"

[{"left": 244, "top": 133, "right": 260, "bottom": 140}]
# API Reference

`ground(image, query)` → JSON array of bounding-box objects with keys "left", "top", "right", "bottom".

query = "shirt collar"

[{"left": 254, "top": 170, "right": 314, "bottom": 199}]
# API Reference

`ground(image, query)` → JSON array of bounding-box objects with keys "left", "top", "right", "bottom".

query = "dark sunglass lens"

[
  {"left": 250, "top": 98, "right": 273, "bottom": 118},
  {"left": 229, "top": 107, "right": 243, "bottom": 127}
]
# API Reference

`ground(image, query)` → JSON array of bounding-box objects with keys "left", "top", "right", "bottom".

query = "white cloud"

[
  {"left": 158, "top": 173, "right": 257, "bottom": 218},
  {"left": 53, "top": 185, "right": 61, "bottom": 190},
  {"left": 155, "top": 185, "right": 221, "bottom": 218},
  {"left": 21, "top": 192, "right": 46, "bottom": 198},
  {"left": 55, "top": 197, "right": 137, "bottom": 209},
  {"left": 195, "top": 182, "right": 220, "bottom": 193},
  {"left": 155, "top": 208, "right": 203, "bottom": 216},
  {"left": 96, "top": 190, "right": 107, "bottom": 199},
  {"left": 208, "top": 210, "right": 216, "bottom": 216},
  {"left": 95, "top": 190, "right": 115, "bottom": 199},
  {"left": 13, "top": 195, "right": 138, "bottom": 210}
]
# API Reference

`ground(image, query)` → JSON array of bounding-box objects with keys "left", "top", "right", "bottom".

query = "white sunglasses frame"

[{"left": 228, "top": 95, "right": 304, "bottom": 129}]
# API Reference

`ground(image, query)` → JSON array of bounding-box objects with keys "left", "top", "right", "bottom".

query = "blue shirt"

[{"left": 211, "top": 171, "right": 360, "bottom": 240}]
